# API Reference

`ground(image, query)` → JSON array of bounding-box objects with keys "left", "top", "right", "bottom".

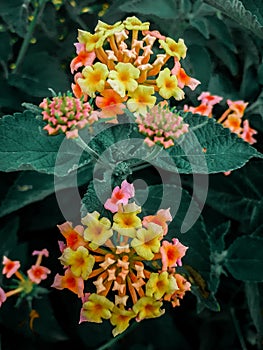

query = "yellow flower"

[
  {"left": 159, "top": 37, "right": 187, "bottom": 59},
  {"left": 108, "top": 62, "right": 140, "bottom": 97},
  {"left": 81, "top": 294, "right": 114, "bottom": 323},
  {"left": 82, "top": 211, "right": 113, "bottom": 249},
  {"left": 113, "top": 202, "right": 142, "bottom": 238},
  {"left": 123, "top": 16, "right": 150, "bottom": 31},
  {"left": 60, "top": 246, "right": 95, "bottom": 280},
  {"left": 146, "top": 271, "right": 178, "bottom": 299},
  {"left": 127, "top": 85, "right": 156, "bottom": 115},
  {"left": 95, "top": 20, "right": 124, "bottom": 37},
  {"left": 156, "top": 68, "right": 185, "bottom": 100},
  {"left": 132, "top": 296, "right": 164, "bottom": 321},
  {"left": 131, "top": 222, "right": 163, "bottom": 260},
  {"left": 77, "top": 62, "right": 109, "bottom": 98},
  {"left": 110, "top": 306, "right": 136, "bottom": 337},
  {"left": 77, "top": 30, "right": 106, "bottom": 51}
]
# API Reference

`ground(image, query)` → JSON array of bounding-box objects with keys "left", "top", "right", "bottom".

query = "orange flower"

[
  {"left": 57, "top": 221, "right": 86, "bottom": 250},
  {"left": 160, "top": 238, "right": 188, "bottom": 271},
  {"left": 2, "top": 256, "right": 20, "bottom": 278},
  {"left": 52, "top": 268, "right": 84, "bottom": 297},
  {"left": 241, "top": 119, "right": 257, "bottom": 144},
  {"left": 70, "top": 43, "right": 96, "bottom": 73},
  {"left": 95, "top": 89, "right": 126, "bottom": 117},
  {"left": 223, "top": 114, "right": 242, "bottom": 134}
]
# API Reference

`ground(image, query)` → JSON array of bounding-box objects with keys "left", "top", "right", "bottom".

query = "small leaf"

[
  {"left": 0, "top": 111, "right": 92, "bottom": 176},
  {"left": 152, "top": 112, "right": 262, "bottom": 174},
  {"left": 225, "top": 236, "right": 263, "bottom": 281},
  {"left": 245, "top": 282, "right": 263, "bottom": 342}
]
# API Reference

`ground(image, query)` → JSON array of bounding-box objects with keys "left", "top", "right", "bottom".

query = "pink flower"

[
  {"left": 104, "top": 180, "right": 135, "bottom": 213},
  {"left": 0, "top": 287, "right": 7, "bottom": 307},
  {"left": 160, "top": 238, "right": 188, "bottom": 271},
  {"left": 2, "top": 256, "right": 20, "bottom": 278},
  {"left": 241, "top": 120, "right": 257, "bottom": 145},
  {"left": 198, "top": 92, "right": 223, "bottom": 106},
  {"left": 32, "top": 249, "right": 49, "bottom": 258},
  {"left": 27, "top": 265, "right": 51, "bottom": 284},
  {"left": 142, "top": 208, "right": 172, "bottom": 236}
]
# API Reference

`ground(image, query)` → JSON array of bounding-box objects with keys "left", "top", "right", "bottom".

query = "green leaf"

[
  {"left": 0, "top": 165, "right": 93, "bottom": 218},
  {"left": 152, "top": 112, "right": 262, "bottom": 174},
  {"left": 0, "top": 217, "right": 19, "bottom": 256},
  {"left": 9, "top": 51, "right": 70, "bottom": 97},
  {"left": 119, "top": 0, "right": 177, "bottom": 19},
  {"left": 0, "top": 32, "right": 11, "bottom": 61},
  {"left": 204, "top": 0, "right": 263, "bottom": 38},
  {"left": 0, "top": 0, "right": 28, "bottom": 37},
  {"left": 136, "top": 184, "right": 219, "bottom": 311},
  {"left": 245, "top": 282, "right": 263, "bottom": 342},
  {"left": 32, "top": 295, "right": 68, "bottom": 342},
  {"left": 225, "top": 236, "right": 263, "bottom": 281},
  {"left": 0, "top": 110, "right": 92, "bottom": 176},
  {"left": 205, "top": 16, "right": 236, "bottom": 52},
  {"left": 208, "top": 40, "right": 238, "bottom": 76},
  {"left": 204, "top": 160, "right": 263, "bottom": 232},
  {"left": 184, "top": 45, "right": 212, "bottom": 89},
  {"left": 209, "top": 221, "right": 230, "bottom": 294}
]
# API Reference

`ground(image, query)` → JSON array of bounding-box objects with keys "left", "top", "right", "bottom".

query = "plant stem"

[
  {"left": 14, "top": 0, "right": 47, "bottom": 73},
  {"left": 230, "top": 307, "right": 248, "bottom": 350}
]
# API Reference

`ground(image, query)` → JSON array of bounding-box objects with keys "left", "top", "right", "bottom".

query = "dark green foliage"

[{"left": 0, "top": 1, "right": 263, "bottom": 349}]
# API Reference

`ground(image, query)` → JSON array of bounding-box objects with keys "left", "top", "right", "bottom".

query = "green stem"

[
  {"left": 230, "top": 307, "right": 248, "bottom": 350},
  {"left": 96, "top": 321, "right": 139, "bottom": 350},
  {"left": 14, "top": 0, "right": 47, "bottom": 73}
]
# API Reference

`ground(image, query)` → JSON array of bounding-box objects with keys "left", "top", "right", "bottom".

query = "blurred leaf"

[
  {"left": 32, "top": 295, "right": 68, "bottom": 342},
  {"left": 153, "top": 112, "right": 262, "bottom": 174},
  {"left": 0, "top": 217, "right": 19, "bottom": 256},
  {"left": 209, "top": 221, "right": 230, "bottom": 294},
  {"left": 0, "top": 165, "right": 93, "bottom": 218},
  {"left": 206, "top": 15, "right": 236, "bottom": 52},
  {"left": 0, "top": 110, "right": 92, "bottom": 176},
  {"left": 0, "top": 0, "right": 29, "bottom": 37},
  {"left": 184, "top": 45, "right": 212, "bottom": 88},
  {"left": 119, "top": 0, "right": 177, "bottom": 19},
  {"left": 208, "top": 40, "right": 239, "bottom": 76},
  {"left": 189, "top": 18, "right": 210, "bottom": 39},
  {"left": 225, "top": 236, "right": 263, "bottom": 281},
  {"left": 0, "top": 32, "right": 12, "bottom": 61},
  {"left": 245, "top": 282, "right": 263, "bottom": 344},
  {"left": 204, "top": 0, "right": 263, "bottom": 38},
  {"left": 204, "top": 160, "right": 263, "bottom": 232},
  {"left": 9, "top": 51, "right": 70, "bottom": 97}
]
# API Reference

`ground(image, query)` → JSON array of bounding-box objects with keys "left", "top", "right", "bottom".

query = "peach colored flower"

[
  {"left": 80, "top": 293, "right": 114, "bottom": 323},
  {"left": 95, "top": 89, "right": 127, "bottom": 117},
  {"left": 198, "top": 92, "right": 223, "bottom": 105},
  {"left": 132, "top": 296, "right": 164, "bottom": 321},
  {"left": 2, "top": 256, "right": 20, "bottom": 278},
  {"left": 57, "top": 221, "right": 86, "bottom": 250},
  {"left": 241, "top": 119, "right": 257, "bottom": 144},
  {"left": 70, "top": 43, "right": 96, "bottom": 73},
  {"left": 52, "top": 268, "right": 84, "bottom": 297},
  {"left": 104, "top": 180, "right": 135, "bottom": 213},
  {"left": 0, "top": 287, "right": 6, "bottom": 307},
  {"left": 142, "top": 208, "right": 172, "bottom": 236},
  {"left": 27, "top": 265, "right": 51, "bottom": 284},
  {"left": 160, "top": 238, "right": 188, "bottom": 271}
]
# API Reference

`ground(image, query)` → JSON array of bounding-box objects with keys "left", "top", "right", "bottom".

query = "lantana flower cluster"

[
  {"left": 52, "top": 180, "right": 190, "bottom": 337},
  {"left": 136, "top": 101, "right": 189, "bottom": 148},
  {"left": 39, "top": 93, "right": 97, "bottom": 139},
  {"left": 184, "top": 91, "right": 257, "bottom": 145},
  {"left": 70, "top": 16, "right": 200, "bottom": 120},
  {"left": 0, "top": 249, "right": 50, "bottom": 308}
]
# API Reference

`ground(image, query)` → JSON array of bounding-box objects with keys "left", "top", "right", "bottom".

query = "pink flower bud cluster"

[
  {"left": 39, "top": 94, "right": 97, "bottom": 139},
  {"left": 136, "top": 102, "right": 189, "bottom": 148}
]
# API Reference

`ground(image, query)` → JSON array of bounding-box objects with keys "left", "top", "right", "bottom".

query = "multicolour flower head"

[
  {"left": 0, "top": 249, "right": 50, "bottom": 309},
  {"left": 70, "top": 16, "right": 200, "bottom": 120},
  {"left": 184, "top": 91, "right": 257, "bottom": 145},
  {"left": 39, "top": 92, "right": 97, "bottom": 139},
  {"left": 52, "top": 180, "right": 190, "bottom": 337},
  {"left": 136, "top": 101, "right": 189, "bottom": 148}
]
